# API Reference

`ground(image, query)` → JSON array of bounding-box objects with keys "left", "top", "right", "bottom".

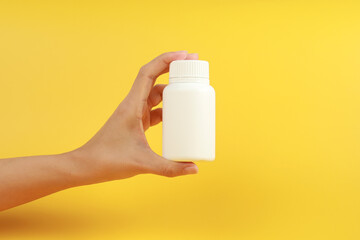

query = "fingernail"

[
  {"left": 184, "top": 165, "right": 199, "bottom": 175},
  {"left": 186, "top": 53, "right": 199, "bottom": 59}
]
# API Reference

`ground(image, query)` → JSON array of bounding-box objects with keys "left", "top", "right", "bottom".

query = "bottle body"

[{"left": 162, "top": 82, "right": 215, "bottom": 161}]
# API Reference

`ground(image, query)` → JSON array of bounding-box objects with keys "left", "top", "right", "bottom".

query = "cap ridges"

[{"left": 169, "top": 60, "right": 209, "bottom": 79}]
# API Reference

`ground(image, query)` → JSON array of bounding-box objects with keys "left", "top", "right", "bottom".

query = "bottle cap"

[{"left": 169, "top": 60, "right": 209, "bottom": 79}]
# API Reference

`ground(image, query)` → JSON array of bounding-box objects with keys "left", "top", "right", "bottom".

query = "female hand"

[{"left": 73, "top": 51, "right": 199, "bottom": 184}]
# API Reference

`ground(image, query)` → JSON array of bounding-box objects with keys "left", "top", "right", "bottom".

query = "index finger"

[{"left": 129, "top": 51, "right": 188, "bottom": 102}]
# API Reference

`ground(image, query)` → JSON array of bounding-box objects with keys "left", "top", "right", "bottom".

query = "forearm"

[{"left": 0, "top": 152, "right": 86, "bottom": 211}]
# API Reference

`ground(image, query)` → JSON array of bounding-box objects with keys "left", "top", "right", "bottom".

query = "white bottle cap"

[{"left": 169, "top": 60, "right": 209, "bottom": 80}]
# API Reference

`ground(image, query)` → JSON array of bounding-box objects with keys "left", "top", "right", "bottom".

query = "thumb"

[{"left": 146, "top": 151, "right": 198, "bottom": 177}]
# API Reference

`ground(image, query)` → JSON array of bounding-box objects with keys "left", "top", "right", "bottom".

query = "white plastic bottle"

[{"left": 162, "top": 60, "right": 215, "bottom": 161}]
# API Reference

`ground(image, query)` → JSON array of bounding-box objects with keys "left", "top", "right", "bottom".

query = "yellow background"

[{"left": 0, "top": 0, "right": 359, "bottom": 239}]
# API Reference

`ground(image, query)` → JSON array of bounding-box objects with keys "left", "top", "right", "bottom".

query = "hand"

[{"left": 72, "top": 51, "right": 199, "bottom": 183}]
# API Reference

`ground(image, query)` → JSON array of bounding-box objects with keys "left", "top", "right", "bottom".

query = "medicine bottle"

[{"left": 162, "top": 60, "right": 215, "bottom": 161}]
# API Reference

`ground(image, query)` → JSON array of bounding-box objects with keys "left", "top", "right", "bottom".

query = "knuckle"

[
  {"left": 162, "top": 165, "right": 176, "bottom": 178},
  {"left": 116, "top": 98, "right": 135, "bottom": 115},
  {"left": 139, "top": 65, "right": 148, "bottom": 75},
  {"left": 138, "top": 64, "right": 155, "bottom": 80},
  {"left": 158, "top": 52, "right": 169, "bottom": 59}
]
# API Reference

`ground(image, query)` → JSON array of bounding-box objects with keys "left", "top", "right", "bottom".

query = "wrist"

[
  {"left": 63, "top": 146, "right": 115, "bottom": 186},
  {"left": 60, "top": 149, "right": 96, "bottom": 187}
]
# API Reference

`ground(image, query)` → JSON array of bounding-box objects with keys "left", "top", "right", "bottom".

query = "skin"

[{"left": 0, "top": 51, "right": 199, "bottom": 212}]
